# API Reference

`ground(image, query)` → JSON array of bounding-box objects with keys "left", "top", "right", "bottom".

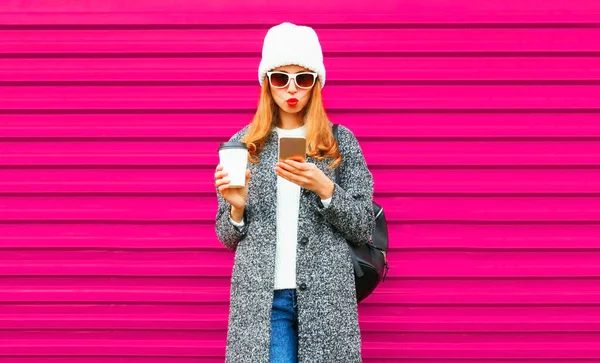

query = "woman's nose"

[{"left": 287, "top": 80, "right": 297, "bottom": 94}]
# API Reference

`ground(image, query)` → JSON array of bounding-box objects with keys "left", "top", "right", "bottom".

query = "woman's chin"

[{"left": 280, "top": 103, "right": 305, "bottom": 114}]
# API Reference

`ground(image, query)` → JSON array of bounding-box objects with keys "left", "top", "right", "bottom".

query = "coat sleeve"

[
  {"left": 313, "top": 125, "right": 375, "bottom": 246},
  {"left": 214, "top": 126, "right": 250, "bottom": 252}
]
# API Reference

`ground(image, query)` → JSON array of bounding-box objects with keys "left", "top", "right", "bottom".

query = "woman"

[{"left": 214, "top": 22, "right": 375, "bottom": 363}]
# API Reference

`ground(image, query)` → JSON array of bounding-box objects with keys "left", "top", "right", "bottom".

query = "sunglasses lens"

[
  {"left": 270, "top": 73, "right": 289, "bottom": 87},
  {"left": 296, "top": 73, "right": 316, "bottom": 88}
]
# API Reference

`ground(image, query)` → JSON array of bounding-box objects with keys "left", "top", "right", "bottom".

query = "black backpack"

[{"left": 332, "top": 124, "right": 390, "bottom": 303}]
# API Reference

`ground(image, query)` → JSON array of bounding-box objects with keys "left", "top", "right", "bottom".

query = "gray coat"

[{"left": 215, "top": 123, "right": 375, "bottom": 363}]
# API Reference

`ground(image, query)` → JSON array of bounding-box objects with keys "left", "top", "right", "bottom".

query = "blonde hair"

[{"left": 241, "top": 80, "right": 342, "bottom": 169}]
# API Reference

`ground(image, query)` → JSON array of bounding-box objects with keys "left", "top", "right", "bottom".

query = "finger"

[
  {"left": 215, "top": 170, "right": 228, "bottom": 180},
  {"left": 276, "top": 166, "right": 307, "bottom": 186},
  {"left": 215, "top": 177, "right": 231, "bottom": 188},
  {"left": 215, "top": 164, "right": 223, "bottom": 172},
  {"left": 277, "top": 161, "right": 302, "bottom": 174},
  {"left": 217, "top": 181, "right": 231, "bottom": 193},
  {"left": 275, "top": 165, "right": 295, "bottom": 182},
  {"left": 284, "top": 159, "right": 310, "bottom": 171},
  {"left": 215, "top": 170, "right": 228, "bottom": 178}
]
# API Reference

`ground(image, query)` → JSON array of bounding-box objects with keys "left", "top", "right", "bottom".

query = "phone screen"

[{"left": 279, "top": 137, "right": 306, "bottom": 162}]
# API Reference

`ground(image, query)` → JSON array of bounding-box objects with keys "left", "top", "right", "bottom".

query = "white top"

[{"left": 229, "top": 124, "right": 332, "bottom": 290}]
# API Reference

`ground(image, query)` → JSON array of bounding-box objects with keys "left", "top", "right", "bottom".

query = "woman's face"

[{"left": 268, "top": 65, "right": 315, "bottom": 115}]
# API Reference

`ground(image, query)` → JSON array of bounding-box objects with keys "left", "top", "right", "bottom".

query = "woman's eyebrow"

[{"left": 273, "top": 70, "right": 307, "bottom": 74}]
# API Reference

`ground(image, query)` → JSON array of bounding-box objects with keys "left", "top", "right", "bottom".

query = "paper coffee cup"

[{"left": 218, "top": 141, "right": 248, "bottom": 188}]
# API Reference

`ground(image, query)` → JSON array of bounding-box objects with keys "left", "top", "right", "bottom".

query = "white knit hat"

[{"left": 258, "top": 22, "right": 326, "bottom": 88}]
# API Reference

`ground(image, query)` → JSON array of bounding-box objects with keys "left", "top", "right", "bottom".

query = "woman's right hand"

[{"left": 214, "top": 164, "right": 251, "bottom": 210}]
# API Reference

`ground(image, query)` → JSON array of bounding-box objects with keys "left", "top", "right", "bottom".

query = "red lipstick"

[{"left": 286, "top": 98, "right": 299, "bottom": 107}]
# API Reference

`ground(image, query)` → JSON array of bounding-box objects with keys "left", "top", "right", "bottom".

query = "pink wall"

[{"left": 1, "top": 1, "right": 600, "bottom": 361}]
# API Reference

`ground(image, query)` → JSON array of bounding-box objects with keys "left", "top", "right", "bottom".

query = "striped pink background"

[{"left": 1, "top": 0, "right": 600, "bottom": 361}]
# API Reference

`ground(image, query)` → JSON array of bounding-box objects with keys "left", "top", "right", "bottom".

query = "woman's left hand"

[{"left": 275, "top": 159, "right": 334, "bottom": 199}]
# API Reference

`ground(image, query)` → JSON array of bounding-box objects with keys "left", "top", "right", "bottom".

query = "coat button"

[
  {"left": 298, "top": 283, "right": 307, "bottom": 291},
  {"left": 300, "top": 237, "right": 308, "bottom": 246}
]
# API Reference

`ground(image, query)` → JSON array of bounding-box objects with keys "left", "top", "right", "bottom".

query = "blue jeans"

[{"left": 269, "top": 289, "right": 298, "bottom": 363}]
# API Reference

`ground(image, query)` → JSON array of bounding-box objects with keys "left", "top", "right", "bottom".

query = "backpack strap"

[{"left": 331, "top": 124, "right": 341, "bottom": 185}]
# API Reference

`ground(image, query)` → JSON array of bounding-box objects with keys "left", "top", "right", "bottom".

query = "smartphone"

[{"left": 279, "top": 136, "right": 306, "bottom": 162}]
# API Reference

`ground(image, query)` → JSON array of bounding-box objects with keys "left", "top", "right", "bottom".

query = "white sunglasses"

[{"left": 266, "top": 71, "right": 318, "bottom": 89}]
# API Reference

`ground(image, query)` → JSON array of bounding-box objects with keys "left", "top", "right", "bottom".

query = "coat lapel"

[{"left": 258, "top": 130, "right": 279, "bottom": 213}]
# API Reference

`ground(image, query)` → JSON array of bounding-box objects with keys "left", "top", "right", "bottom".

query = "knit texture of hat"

[{"left": 258, "top": 22, "right": 326, "bottom": 88}]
